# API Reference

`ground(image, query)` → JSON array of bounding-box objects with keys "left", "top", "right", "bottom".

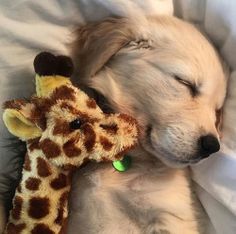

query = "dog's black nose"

[{"left": 199, "top": 135, "right": 220, "bottom": 157}]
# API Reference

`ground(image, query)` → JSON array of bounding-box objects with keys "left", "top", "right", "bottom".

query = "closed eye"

[{"left": 174, "top": 75, "right": 198, "bottom": 97}]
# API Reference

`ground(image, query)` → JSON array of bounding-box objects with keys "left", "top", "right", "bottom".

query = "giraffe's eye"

[{"left": 69, "top": 118, "right": 83, "bottom": 129}]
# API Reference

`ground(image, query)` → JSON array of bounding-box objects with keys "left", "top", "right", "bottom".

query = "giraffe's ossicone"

[{"left": 2, "top": 52, "right": 139, "bottom": 234}]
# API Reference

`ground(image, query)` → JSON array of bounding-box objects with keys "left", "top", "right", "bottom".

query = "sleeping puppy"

[{"left": 68, "top": 16, "right": 227, "bottom": 233}]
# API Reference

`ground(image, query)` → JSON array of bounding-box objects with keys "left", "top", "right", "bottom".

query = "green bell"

[{"left": 112, "top": 155, "right": 132, "bottom": 172}]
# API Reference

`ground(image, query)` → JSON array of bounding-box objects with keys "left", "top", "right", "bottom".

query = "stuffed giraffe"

[{"left": 2, "top": 52, "right": 139, "bottom": 234}]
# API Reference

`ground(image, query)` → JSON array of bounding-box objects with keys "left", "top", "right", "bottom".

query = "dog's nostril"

[{"left": 199, "top": 135, "right": 220, "bottom": 155}]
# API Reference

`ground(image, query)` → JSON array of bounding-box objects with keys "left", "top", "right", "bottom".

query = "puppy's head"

[{"left": 72, "top": 17, "right": 227, "bottom": 168}]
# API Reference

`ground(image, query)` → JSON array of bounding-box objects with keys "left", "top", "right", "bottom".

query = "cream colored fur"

[{"left": 68, "top": 16, "right": 227, "bottom": 233}]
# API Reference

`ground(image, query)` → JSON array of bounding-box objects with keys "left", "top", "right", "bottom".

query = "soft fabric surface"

[{"left": 0, "top": 1, "right": 235, "bottom": 233}]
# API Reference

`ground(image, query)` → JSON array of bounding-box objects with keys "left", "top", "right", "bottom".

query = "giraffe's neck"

[{"left": 5, "top": 139, "right": 72, "bottom": 234}]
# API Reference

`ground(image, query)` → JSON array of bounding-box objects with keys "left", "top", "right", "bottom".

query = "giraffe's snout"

[{"left": 99, "top": 113, "right": 139, "bottom": 152}]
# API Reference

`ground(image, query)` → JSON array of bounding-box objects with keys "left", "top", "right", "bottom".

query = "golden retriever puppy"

[{"left": 68, "top": 16, "right": 227, "bottom": 234}]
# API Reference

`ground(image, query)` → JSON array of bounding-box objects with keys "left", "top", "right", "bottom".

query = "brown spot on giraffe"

[
  {"left": 86, "top": 98, "right": 97, "bottom": 109},
  {"left": 28, "top": 137, "right": 41, "bottom": 152},
  {"left": 5, "top": 222, "right": 26, "bottom": 234},
  {"left": 31, "top": 97, "right": 54, "bottom": 130},
  {"left": 31, "top": 92, "right": 76, "bottom": 131},
  {"left": 60, "top": 102, "right": 99, "bottom": 124},
  {"left": 118, "top": 113, "right": 140, "bottom": 136},
  {"left": 100, "top": 136, "right": 113, "bottom": 151},
  {"left": 3, "top": 99, "right": 27, "bottom": 110},
  {"left": 50, "top": 173, "right": 69, "bottom": 190},
  {"left": 118, "top": 113, "right": 137, "bottom": 125},
  {"left": 58, "top": 218, "right": 68, "bottom": 234},
  {"left": 55, "top": 191, "right": 69, "bottom": 225},
  {"left": 28, "top": 197, "right": 50, "bottom": 219},
  {"left": 17, "top": 184, "right": 22, "bottom": 193},
  {"left": 31, "top": 224, "right": 55, "bottom": 234},
  {"left": 11, "top": 196, "right": 23, "bottom": 220},
  {"left": 25, "top": 177, "right": 41, "bottom": 191},
  {"left": 37, "top": 158, "right": 52, "bottom": 177},
  {"left": 61, "top": 164, "right": 78, "bottom": 171},
  {"left": 23, "top": 153, "right": 31, "bottom": 171},
  {"left": 30, "top": 102, "right": 47, "bottom": 130},
  {"left": 60, "top": 191, "right": 69, "bottom": 206},
  {"left": 40, "top": 138, "right": 61, "bottom": 159},
  {"left": 60, "top": 102, "right": 80, "bottom": 115},
  {"left": 63, "top": 138, "right": 81, "bottom": 158},
  {"left": 53, "top": 119, "right": 71, "bottom": 135},
  {"left": 51, "top": 86, "right": 75, "bottom": 102},
  {"left": 55, "top": 208, "right": 64, "bottom": 226},
  {"left": 82, "top": 124, "right": 96, "bottom": 152},
  {"left": 100, "top": 123, "right": 118, "bottom": 134}
]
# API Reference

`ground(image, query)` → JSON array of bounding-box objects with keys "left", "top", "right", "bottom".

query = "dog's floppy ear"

[{"left": 72, "top": 18, "right": 135, "bottom": 80}]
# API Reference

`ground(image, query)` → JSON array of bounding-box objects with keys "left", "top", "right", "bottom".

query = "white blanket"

[{"left": 0, "top": 1, "right": 235, "bottom": 233}]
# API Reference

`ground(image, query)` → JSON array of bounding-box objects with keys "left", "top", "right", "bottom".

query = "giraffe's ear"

[{"left": 3, "top": 102, "right": 42, "bottom": 141}]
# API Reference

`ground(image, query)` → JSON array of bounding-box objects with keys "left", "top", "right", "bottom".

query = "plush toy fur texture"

[{"left": 2, "top": 52, "right": 139, "bottom": 234}]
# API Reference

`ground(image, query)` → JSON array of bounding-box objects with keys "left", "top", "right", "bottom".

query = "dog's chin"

[
  {"left": 140, "top": 139, "right": 202, "bottom": 168},
  {"left": 141, "top": 125, "right": 206, "bottom": 168}
]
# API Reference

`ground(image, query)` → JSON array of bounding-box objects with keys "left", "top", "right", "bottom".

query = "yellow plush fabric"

[
  {"left": 35, "top": 74, "right": 71, "bottom": 97},
  {"left": 3, "top": 109, "right": 42, "bottom": 140}
]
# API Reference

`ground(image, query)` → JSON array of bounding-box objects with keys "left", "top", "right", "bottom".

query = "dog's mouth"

[{"left": 142, "top": 124, "right": 207, "bottom": 166}]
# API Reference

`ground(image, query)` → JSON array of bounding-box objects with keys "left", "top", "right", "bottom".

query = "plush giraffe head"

[{"left": 3, "top": 52, "right": 139, "bottom": 169}]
